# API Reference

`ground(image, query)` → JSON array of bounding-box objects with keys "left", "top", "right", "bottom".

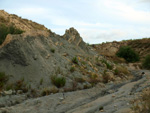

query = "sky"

[{"left": 0, "top": 0, "right": 150, "bottom": 44}]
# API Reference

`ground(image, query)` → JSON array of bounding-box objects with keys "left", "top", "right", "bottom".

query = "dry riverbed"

[{"left": 0, "top": 70, "right": 150, "bottom": 113}]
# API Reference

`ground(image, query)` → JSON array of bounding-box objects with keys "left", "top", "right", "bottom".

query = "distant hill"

[
  {"left": 0, "top": 10, "right": 48, "bottom": 32},
  {"left": 92, "top": 38, "right": 150, "bottom": 62}
]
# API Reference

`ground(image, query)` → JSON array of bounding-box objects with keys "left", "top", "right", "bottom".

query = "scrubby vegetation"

[
  {"left": 50, "top": 49, "right": 55, "bottom": 53},
  {"left": 51, "top": 75, "right": 66, "bottom": 88},
  {"left": 72, "top": 57, "right": 78, "bottom": 64},
  {"left": 102, "top": 70, "right": 109, "bottom": 83},
  {"left": 41, "top": 87, "right": 58, "bottom": 96},
  {"left": 101, "top": 59, "right": 113, "bottom": 70},
  {"left": 74, "top": 77, "right": 85, "bottom": 83},
  {"left": 0, "top": 72, "right": 8, "bottom": 89},
  {"left": 88, "top": 74, "right": 101, "bottom": 85},
  {"left": 0, "top": 24, "right": 24, "bottom": 45},
  {"left": 14, "top": 79, "right": 28, "bottom": 93},
  {"left": 40, "top": 78, "right": 43, "bottom": 85},
  {"left": 116, "top": 46, "right": 139, "bottom": 62},
  {"left": 114, "top": 65, "right": 129, "bottom": 75},
  {"left": 142, "top": 54, "right": 150, "bottom": 69},
  {"left": 131, "top": 88, "right": 150, "bottom": 113},
  {"left": 70, "top": 66, "right": 75, "bottom": 72},
  {"left": 41, "top": 88, "right": 51, "bottom": 96}
]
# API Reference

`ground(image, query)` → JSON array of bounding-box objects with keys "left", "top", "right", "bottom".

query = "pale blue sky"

[{"left": 0, "top": 0, "right": 150, "bottom": 44}]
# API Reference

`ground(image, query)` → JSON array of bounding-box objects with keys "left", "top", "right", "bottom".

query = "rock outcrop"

[
  {"left": 63, "top": 27, "right": 87, "bottom": 50},
  {"left": 0, "top": 10, "right": 107, "bottom": 91}
]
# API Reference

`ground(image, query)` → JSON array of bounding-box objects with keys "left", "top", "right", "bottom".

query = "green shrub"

[
  {"left": 101, "top": 59, "right": 113, "bottom": 70},
  {"left": 116, "top": 46, "right": 139, "bottom": 62},
  {"left": 51, "top": 75, "right": 66, "bottom": 88},
  {"left": 70, "top": 66, "right": 75, "bottom": 72},
  {"left": 99, "top": 106, "right": 104, "bottom": 111},
  {"left": 50, "top": 49, "right": 55, "bottom": 53},
  {"left": 72, "top": 57, "right": 78, "bottom": 64},
  {"left": 0, "top": 72, "right": 8, "bottom": 88},
  {"left": 142, "top": 54, "right": 150, "bottom": 69},
  {"left": 0, "top": 24, "right": 24, "bottom": 45},
  {"left": 40, "top": 78, "right": 43, "bottom": 85}
]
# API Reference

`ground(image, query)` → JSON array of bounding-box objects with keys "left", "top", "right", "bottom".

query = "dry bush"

[
  {"left": 102, "top": 70, "right": 115, "bottom": 83},
  {"left": 88, "top": 73, "right": 101, "bottom": 84},
  {"left": 14, "top": 79, "right": 28, "bottom": 93},
  {"left": 131, "top": 88, "right": 150, "bottom": 113},
  {"left": 88, "top": 79, "right": 101, "bottom": 85},
  {"left": 0, "top": 16, "right": 7, "bottom": 23},
  {"left": 109, "top": 56, "right": 126, "bottom": 63},
  {"left": 41, "top": 87, "right": 58, "bottom": 96},
  {"left": 74, "top": 77, "right": 85, "bottom": 83},
  {"left": 114, "top": 65, "right": 129, "bottom": 76},
  {"left": 102, "top": 70, "right": 109, "bottom": 83}
]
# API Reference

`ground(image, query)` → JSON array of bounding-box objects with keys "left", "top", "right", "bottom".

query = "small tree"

[
  {"left": 116, "top": 46, "right": 139, "bottom": 62},
  {"left": 142, "top": 54, "right": 150, "bottom": 69}
]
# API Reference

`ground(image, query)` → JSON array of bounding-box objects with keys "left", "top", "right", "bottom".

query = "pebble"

[
  {"left": 17, "top": 90, "right": 23, "bottom": 94},
  {"left": 100, "top": 110, "right": 104, "bottom": 112},
  {"left": 114, "top": 105, "right": 117, "bottom": 107},
  {"left": 112, "top": 95, "right": 115, "bottom": 97}
]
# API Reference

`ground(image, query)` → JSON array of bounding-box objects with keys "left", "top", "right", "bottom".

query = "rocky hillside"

[
  {"left": 0, "top": 10, "right": 132, "bottom": 97},
  {"left": 1, "top": 11, "right": 150, "bottom": 113},
  {"left": 0, "top": 10, "right": 48, "bottom": 32},
  {"left": 93, "top": 38, "right": 150, "bottom": 61}
]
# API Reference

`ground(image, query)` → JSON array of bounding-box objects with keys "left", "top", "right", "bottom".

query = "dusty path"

[{"left": 0, "top": 70, "right": 150, "bottom": 113}]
